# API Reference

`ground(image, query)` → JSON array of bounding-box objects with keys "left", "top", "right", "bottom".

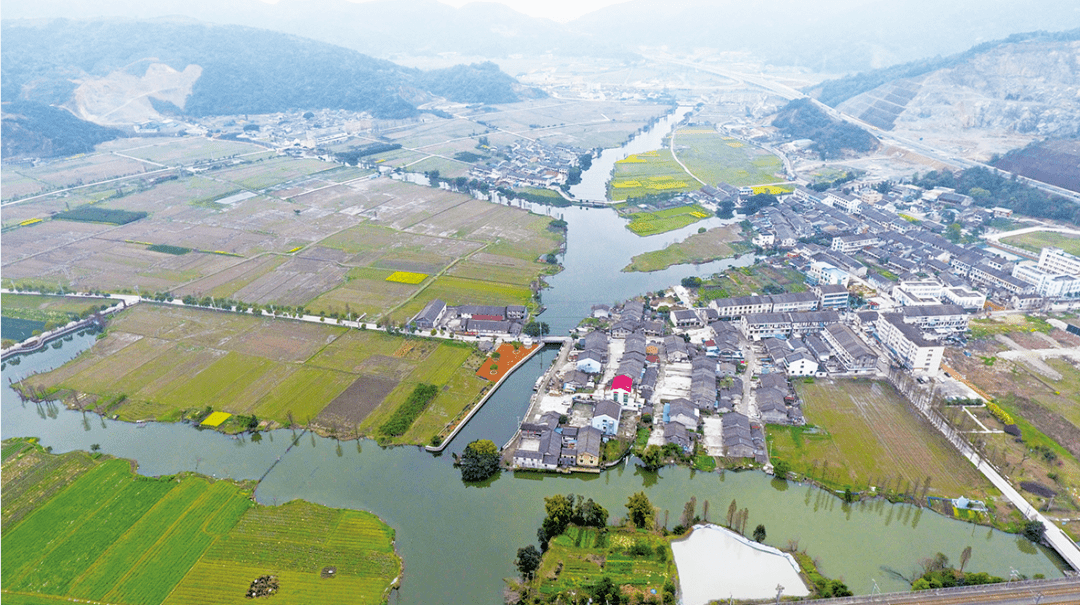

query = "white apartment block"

[
  {"left": 942, "top": 287, "right": 987, "bottom": 311},
  {"left": 877, "top": 314, "right": 944, "bottom": 376},
  {"left": 1038, "top": 247, "right": 1080, "bottom": 276},
  {"left": 1013, "top": 263, "right": 1080, "bottom": 298}
]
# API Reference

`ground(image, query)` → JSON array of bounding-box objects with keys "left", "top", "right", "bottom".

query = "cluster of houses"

[
  {"left": 512, "top": 399, "right": 621, "bottom": 470},
  {"left": 469, "top": 139, "right": 586, "bottom": 190},
  {"left": 410, "top": 299, "right": 529, "bottom": 338},
  {"left": 743, "top": 182, "right": 1080, "bottom": 313}
]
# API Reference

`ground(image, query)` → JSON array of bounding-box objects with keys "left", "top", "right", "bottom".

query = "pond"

[{"left": 671, "top": 524, "right": 810, "bottom": 603}]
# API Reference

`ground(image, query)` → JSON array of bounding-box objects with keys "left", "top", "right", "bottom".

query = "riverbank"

[
  {"left": 623, "top": 224, "right": 753, "bottom": 272},
  {"left": 13, "top": 302, "right": 501, "bottom": 447},
  {"left": 1, "top": 436, "right": 402, "bottom": 605}
]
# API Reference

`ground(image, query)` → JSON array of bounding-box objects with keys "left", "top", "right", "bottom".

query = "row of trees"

[{"left": 914, "top": 166, "right": 1080, "bottom": 225}]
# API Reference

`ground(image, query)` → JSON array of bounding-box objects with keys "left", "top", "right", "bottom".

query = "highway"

[{"left": 654, "top": 55, "right": 1080, "bottom": 204}]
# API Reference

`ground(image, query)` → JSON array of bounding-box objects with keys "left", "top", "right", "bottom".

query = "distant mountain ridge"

[
  {"left": 810, "top": 29, "right": 1080, "bottom": 140},
  {"left": 2, "top": 0, "right": 1078, "bottom": 73},
  {"left": 0, "top": 18, "right": 534, "bottom": 157}
]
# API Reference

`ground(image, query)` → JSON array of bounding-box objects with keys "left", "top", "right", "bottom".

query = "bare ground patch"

[{"left": 317, "top": 375, "right": 399, "bottom": 426}]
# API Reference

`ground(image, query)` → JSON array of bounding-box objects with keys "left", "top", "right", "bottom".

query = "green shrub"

[{"left": 379, "top": 384, "right": 439, "bottom": 436}]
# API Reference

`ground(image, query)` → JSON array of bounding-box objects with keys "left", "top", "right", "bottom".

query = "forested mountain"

[
  {"left": 0, "top": 18, "right": 530, "bottom": 157},
  {"left": 1, "top": 101, "right": 123, "bottom": 158},
  {"left": 771, "top": 99, "right": 878, "bottom": 159}
]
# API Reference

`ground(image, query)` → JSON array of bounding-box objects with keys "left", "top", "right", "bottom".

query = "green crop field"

[
  {"left": 768, "top": 380, "right": 993, "bottom": 500},
  {"left": 623, "top": 204, "right": 712, "bottom": 237},
  {"left": 672, "top": 128, "right": 783, "bottom": 187},
  {"left": 699, "top": 264, "right": 808, "bottom": 302},
  {"left": 608, "top": 149, "right": 695, "bottom": 201},
  {"left": 0, "top": 438, "right": 401, "bottom": 605},
  {"left": 22, "top": 304, "right": 489, "bottom": 445},
  {"left": 1001, "top": 230, "right": 1080, "bottom": 258},
  {"left": 1, "top": 294, "right": 111, "bottom": 321},
  {"left": 624, "top": 224, "right": 751, "bottom": 271},
  {"left": 533, "top": 526, "right": 674, "bottom": 598}
]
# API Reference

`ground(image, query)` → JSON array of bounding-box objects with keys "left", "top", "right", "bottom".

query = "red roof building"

[{"left": 612, "top": 374, "right": 633, "bottom": 392}]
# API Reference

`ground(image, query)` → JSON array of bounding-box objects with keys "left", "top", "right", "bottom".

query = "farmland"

[
  {"left": 1, "top": 294, "right": 113, "bottom": 343},
  {"left": 531, "top": 525, "right": 675, "bottom": 600},
  {"left": 1, "top": 137, "right": 562, "bottom": 327},
  {"left": 20, "top": 304, "right": 492, "bottom": 445},
  {"left": 620, "top": 204, "right": 712, "bottom": 237},
  {"left": 1001, "top": 230, "right": 1080, "bottom": 258},
  {"left": 698, "top": 264, "right": 808, "bottom": 303},
  {"left": 605, "top": 127, "right": 784, "bottom": 203},
  {"left": 770, "top": 380, "right": 994, "bottom": 502},
  {"left": 608, "top": 150, "right": 695, "bottom": 201},
  {"left": 671, "top": 127, "right": 785, "bottom": 187},
  {"left": 0, "top": 438, "right": 400, "bottom": 605},
  {"left": 941, "top": 326, "right": 1080, "bottom": 538},
  {"left": 624, "top": 224, "right": 752, "bottom": 272}
]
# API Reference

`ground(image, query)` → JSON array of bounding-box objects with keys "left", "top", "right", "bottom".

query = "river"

[
  {"left": 569, "top": 106, "right": 693, "bottom": 202},
  {"left": 0, "top": 118, "right": 1069, "bottom": 603}
]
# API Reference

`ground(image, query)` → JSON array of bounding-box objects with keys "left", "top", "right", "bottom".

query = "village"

[{"left": 496, "top": 173, "right": 1080, "bottom": 475}]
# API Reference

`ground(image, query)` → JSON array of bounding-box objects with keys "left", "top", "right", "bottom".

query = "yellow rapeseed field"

[{"left": 386, "top": 271, "right": 428, "bottom": 285}]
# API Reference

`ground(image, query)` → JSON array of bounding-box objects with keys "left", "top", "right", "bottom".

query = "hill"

[
  {"left": 811, "top": 29, "right": 1080, "bottom": 139},
  {"left": 0, "top": 18, "right": 530, "bottom": 157},
  {"left": 771, "top": 98, "right": 878, "bottom": 159}
]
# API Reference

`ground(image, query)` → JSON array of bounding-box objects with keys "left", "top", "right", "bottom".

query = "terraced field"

[{"left": 0, "top": 438, "right": 400, "bottom": 605}]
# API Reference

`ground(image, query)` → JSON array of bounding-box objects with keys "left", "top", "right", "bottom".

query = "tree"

[
  {"left": 90, "top": 443, "right": 101, "bottom": 452},
  {"left": 515, "top": 545, "right": 542, "bottom": 579},
  {"left": 572, "top": 497, "right": 609, "bottom": 528},
  {"left": 538, "top": 494, "right": 574, "bottom": 547},
  {"left": 591, "top": 576, "right": 620, "bottom": 604},
  {"left": 945, "top": 222, "right": 963, "bottom": 243},
  {"left": 1022, "top": 520, "right": 1046, "bottom": 543},
  {"left": 459, "top": 439, "right": 500, "bottom": 482},
  {"left": 959, "top": 545, "right": 972, "bottom": 573},
  {"left": 773, "top": 459, "right": 790, "bottom": 479},
  {"left": 626, "top": 491, "right": 654, "bottom": 529},
  {"left": 716, "top": 200, "right": 734, "bottom": 219},
  {"left": 523, "top": 321, "right": 550, "bottom": 337},
  {"left": 640, "top": 444, "right": 664, "bottom": 470},
  {"left": 752, "top": 524, "right": 767, "bottom": 543},
  {"left": 680, "top": 276, "right": 702, "bottom": 288}
]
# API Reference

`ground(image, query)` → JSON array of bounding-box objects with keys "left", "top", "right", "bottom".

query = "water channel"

[{"left": 1, "top": 114, "right": 1069, "bottom": 603}]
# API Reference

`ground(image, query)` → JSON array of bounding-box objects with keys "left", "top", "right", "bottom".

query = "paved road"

[
  {"left": 983, "top": 225, "right": 1080, "bottom": 243},
  {"left": 907, "top": 378, "right": 1080, "bottom": 571}
]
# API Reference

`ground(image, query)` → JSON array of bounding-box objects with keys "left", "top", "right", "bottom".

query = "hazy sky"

[
  {"left": 437, "top": 0, "right": 628, "bottom": 21},
  {"left": 261, "top": 0, "right": 629, "bottom": 22}
]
